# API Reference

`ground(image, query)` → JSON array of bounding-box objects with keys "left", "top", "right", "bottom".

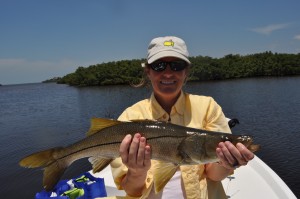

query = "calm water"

[{"left": 0, "top": 77, "right": 299, "bottom": 198}]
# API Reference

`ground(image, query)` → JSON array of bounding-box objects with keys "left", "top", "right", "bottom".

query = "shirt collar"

[
  {"left": 150, "top": 91, "right": 185, "bottom": 120},
  {"left": 173, "top": 91, "right": 185, "bottom": 115}
]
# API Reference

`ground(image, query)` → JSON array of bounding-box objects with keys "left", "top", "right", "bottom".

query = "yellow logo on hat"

[{"left": 164, "top": 40, "right": 174, "bottom": 47}]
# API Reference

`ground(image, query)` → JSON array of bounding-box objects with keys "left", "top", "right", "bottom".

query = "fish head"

[
  {"left": 235, "top": 135, "right": 253, "bottom": 146},
  {"left": 233, "top": 135, "right": 260, "bottom": 152},
  {"left": 178, "top": 133, "right": 220, "bottom": 164},
  {"left": 179, "top": 133, "right": 260, "bottom": 165}
]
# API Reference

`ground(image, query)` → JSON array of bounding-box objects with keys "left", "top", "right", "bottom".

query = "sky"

[{"left": 0, "top": 0, "right": 300, "bottom": 85}]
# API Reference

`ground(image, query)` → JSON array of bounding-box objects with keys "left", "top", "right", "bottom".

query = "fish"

[{"left": 19, "top": 118, "right": 260, "bottom": 192}]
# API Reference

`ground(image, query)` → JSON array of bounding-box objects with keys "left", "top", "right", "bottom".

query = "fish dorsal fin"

[
  {"left": 153, "top": 161, "right": 178, "bottom": 193},
  {"left": 86, "top": 118, "right": 122, "bottom": 136},
  {"left": 88, "top": 157, "right": 113, "bottom": 173}
]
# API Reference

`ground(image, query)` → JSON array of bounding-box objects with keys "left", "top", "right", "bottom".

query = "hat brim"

[{"left": 148, "top": 51, "right": 191, "bottom": 64}]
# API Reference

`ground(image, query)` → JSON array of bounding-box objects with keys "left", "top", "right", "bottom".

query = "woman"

[{"left": 110, "top": 36, "right": 254, "bottom": 199}]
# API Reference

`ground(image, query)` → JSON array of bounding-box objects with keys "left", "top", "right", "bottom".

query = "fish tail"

[{"left": 19, "top": 147, "right": 69, "bottom": 191}]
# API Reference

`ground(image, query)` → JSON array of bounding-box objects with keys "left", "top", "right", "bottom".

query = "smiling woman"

[
  {"left": 109, "top": 36, "right": 256, "bottom": 199},
  {"left": 145, "top": 57, "right": 189, "bottom": 114}
]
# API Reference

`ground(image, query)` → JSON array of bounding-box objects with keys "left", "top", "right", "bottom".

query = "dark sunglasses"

[{"left": 149, "top": 60, "right": 188, "bottom": 72}]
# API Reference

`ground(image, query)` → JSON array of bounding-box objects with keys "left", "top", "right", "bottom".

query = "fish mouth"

[{"left": 237, "top": 135, "right": 253, "bottom": 144}]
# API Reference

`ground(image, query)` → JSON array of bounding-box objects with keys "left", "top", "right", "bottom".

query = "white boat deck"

[
  {"left": 221, "top": 156, "right": 296, "bottom": 198},
  {"left": 92, "top": 156, "right": 297, "bottom": 198}
]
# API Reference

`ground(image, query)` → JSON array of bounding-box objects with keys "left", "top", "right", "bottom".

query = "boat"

[
  {"left": 92, "top": 155, "right": 297, "bottom": 198},
  {"left": 221, "top": 155, "right": 296, "bottom": 199}
]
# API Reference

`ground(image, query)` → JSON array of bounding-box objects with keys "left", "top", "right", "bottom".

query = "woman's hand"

[
  {"left": 120, "top": 133, "right": 151, "bottom": 172},
  {"left": 216, "top": 141, "right": 254, "bottom": 170},
  {"left": 119, "top": 133, "right": 151, "bottom": 197},
  {"left": 206, "top": 141, "right": 255, "bottom": 181}
]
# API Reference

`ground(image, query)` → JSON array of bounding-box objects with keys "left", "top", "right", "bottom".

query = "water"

[{"left": 0, "top": 77, "right": 299, "bottom": 198}]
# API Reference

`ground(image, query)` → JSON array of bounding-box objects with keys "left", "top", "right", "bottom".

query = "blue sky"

[{"left": 1, "top": 0, "right": 300, "bottom": 85}]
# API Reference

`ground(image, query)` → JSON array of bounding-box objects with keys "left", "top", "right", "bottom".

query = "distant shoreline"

[
  {"left": 53, "top": 52, "right": 300, "bottom": 87},
  {"left": 42, "top": 77, "right": 62, "bottom": 83},
  {"left": 1, "top": 75, "right": 299, "bottom": 87}
]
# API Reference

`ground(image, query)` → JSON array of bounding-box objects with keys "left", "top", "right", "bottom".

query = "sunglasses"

[{"left": 149, "top": 60, "right": 187, "bottom": 72}]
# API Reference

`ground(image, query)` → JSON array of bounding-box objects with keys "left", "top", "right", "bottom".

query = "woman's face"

[{"left": 146, "top": 57, "right": 188, "bottom": 102}]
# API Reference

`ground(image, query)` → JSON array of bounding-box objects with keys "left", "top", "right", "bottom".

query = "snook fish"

[{"left": 19, "top": 118, "right": 260, "bottom": 192}]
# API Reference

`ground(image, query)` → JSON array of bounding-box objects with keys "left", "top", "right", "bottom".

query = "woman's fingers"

[
  {"left": 120, "top": 133, "right": 151, "bottom": 170},
  {"left": 120, "top": 134, "right": 132, "bottom": 164},
  {"left": 216, "top": 142, "right": 233, "bottom": 169},
  {"left": 128, "top": 133, "right": 141, "bottom": 165},
  {"left": 217, "top": 141, "right": 254, "bottom": 169},
  {"left": 137, "top": 136, "right": 146, "bottom": 166},
  {"left": 144, "top": 144, "right": 151, "bottom": 168},
  {"left": 224, "top": 141, "right": 247, "bottom": 166},
  {"left": 236, "top": 143, "right": 254, "bottom": 162}
]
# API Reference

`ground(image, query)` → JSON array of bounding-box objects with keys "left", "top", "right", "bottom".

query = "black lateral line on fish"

[
  {"left": 46, "top": 134, "right": 187, "bottom": 167},
  {"left": 144, "top": 134, "right": 187, "bottom": 141}
]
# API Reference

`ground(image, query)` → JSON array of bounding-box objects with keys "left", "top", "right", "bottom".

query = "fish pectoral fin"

[
  {"left": 89, "top": 157, "right": 113, "bottom": 173},
  {"left": 153, "top": 161, "right": 178, "bottom": 193},
  {"left": 86, "top": 118, "right": 122, "bottom": 136}
]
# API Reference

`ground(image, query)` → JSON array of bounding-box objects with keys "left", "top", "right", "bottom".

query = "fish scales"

[
  {"left": 19, "top": 118, "right": 260, "bottom": 191},
  {"left": 59, "top": 121, "right": 188, "bottom": 164}
]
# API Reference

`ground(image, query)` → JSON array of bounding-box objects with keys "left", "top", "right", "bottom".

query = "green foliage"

[
  {"left": 58, "top": 59, "right": 145, "bottom": 86},
  {"left": 57, "top": 52, "right": 300, "bottom": 86}
]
